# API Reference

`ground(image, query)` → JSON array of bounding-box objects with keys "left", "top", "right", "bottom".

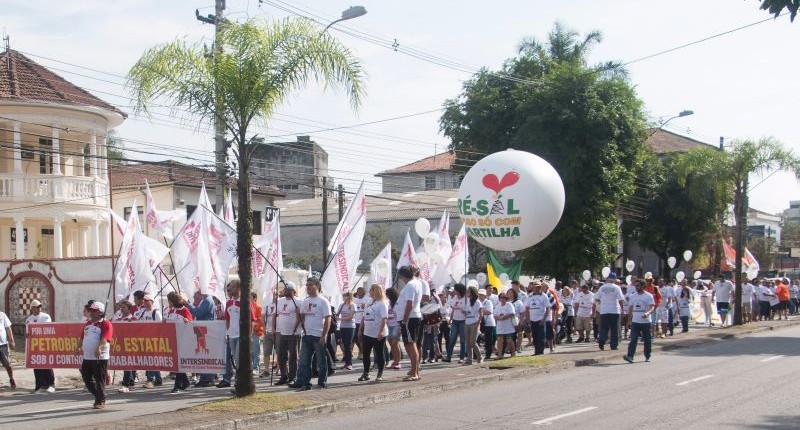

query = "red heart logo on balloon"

[{"left": 482, "top": 171, "right": 519, "bottom": 194}]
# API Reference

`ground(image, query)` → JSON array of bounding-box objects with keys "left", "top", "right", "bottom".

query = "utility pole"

[
  {"left": 337, "top": 183, "right": 344, "bottom": 220},
  {"left": 322, "top": 176, "right": 328, "bottom": 264},
  {"left": 197, "top": 0, "right": 227, "bottom": 212}
]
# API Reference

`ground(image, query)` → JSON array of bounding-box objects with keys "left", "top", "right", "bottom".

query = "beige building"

[
  {"left": 110, "top": 160, "right": 284, "bottom": 273},
  {"left": 0, "top": 49, "right": 125, "bottom": 327}
]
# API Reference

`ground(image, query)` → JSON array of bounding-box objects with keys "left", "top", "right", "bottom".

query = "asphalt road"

[
  {"left": 277, "top": 324, "right": 800, "bottom": 430},
  {"left": 1, "top": 323, "right": 796, "bottom": 429}
]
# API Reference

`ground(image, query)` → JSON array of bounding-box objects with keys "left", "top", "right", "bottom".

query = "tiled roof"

[
  {"left": 110, "top": 161, "right": 285, "bottom": 197},
  {"left": 377, "top": 151, "right": 456, "bottom": 176},
  {"left": 0, "top": 49, "right": 126, "bottom": 117},
  {"left": 645, "top": 129, "right": 716, "bottom": 154}
]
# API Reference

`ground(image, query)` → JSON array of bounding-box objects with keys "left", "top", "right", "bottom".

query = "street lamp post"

[{"left": 325, "top": 6, "right": 367, "bottom": 30}]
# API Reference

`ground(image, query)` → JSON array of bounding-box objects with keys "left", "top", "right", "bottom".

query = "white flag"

[
  {"left": 327, "top": 182, "right": 366, "bottom": 253},
  {"left": 255, "top": 209, "right": 283, "bottom": 307},
  {"left": 172, "top": 202, "right": 237, "bottom": 304},
  {"left": 396, "top": 229, "right": 416, "bottom": 269},
  {"left": 145, "top": 180, "right": 184, "bottom": 241},
  {"left": 322, "top": 213, "right": 366, "bottom": 308},
  {"left": 367, "top": 242, "right": 392, "bottom": 289},
  {"left": 430, "top": 211, "right": 453, "bottom": 289},
  {"left": 114, "top": 202, "right": 169, "bottom": 299},
  {"left": 446, "top": 224, "right": 469, "bottom": 283}
]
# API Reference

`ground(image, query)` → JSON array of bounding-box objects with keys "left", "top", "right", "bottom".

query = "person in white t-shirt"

[
  {"left": 0, "top": 309, "right": 15, "bottom": 390},
  {"left": 493, "top": 292, "right": 517, "bottom": 358},
  {"left": 624, "top": 280, "right": 655, "bottom": 363},
  {"left": 741, "top": 281, "right": 756, "bottom": 323},
  {"left": 656, "top": 279, "right": 674, "bottom": 338},
  {"left": 275, "top": 283, "right": 302, "bottom": 385},
  {"left": 561, "top": 283, "right": 576, "bottom": 343},
  {"left": 789, "top": 280, "right": 799, "bottom": 316},
  {"left": 445, "top": 284, "right": 468, "bottom": 362},
  {"left": 397, "top": 266, "right": 423, "bottom": 380},
  {"left": 77, "top": 301, "right": 113, "bottom": 409},
  {"left": 358, "top": 284, "right": 389, "bottom": 382},
  {"left": 676, "top": 285, "right": 693, "bottom": 333},
  {"left": 573, "top": 284, "right": 595, "bottom": 343},
  {"left": 26, "top": 300, "right": 55, "bottom": 393},
  {"left": 525, "top": 281, "right": 553, "bottom": 356},
  {"left": 595, "top": 273, "right": 625, "bottom": 351},
  {"left": 712, "top": 276, "right": 735, "bottom": 326},
  {"left": 478, "top": 289, "right": 496, "bottom": 360},
  {"left": 290, "top": 277, "right": 332, "bottom": 391},
  {"left": 385, "top": 288, "right": 402, "bottom": 369}
]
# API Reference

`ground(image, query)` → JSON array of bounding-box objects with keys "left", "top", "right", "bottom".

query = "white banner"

[
  {"left": 396, "top": 229, "right": 416, "bottom": 269},
  {"left": 174, "top": 321, "right": 227, "bottom": 373},
  {"left": 322, "top": 214, "right": 366, "bottom": 307}
]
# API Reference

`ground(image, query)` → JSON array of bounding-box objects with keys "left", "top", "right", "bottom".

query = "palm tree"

[
  {"left": 678, "top": 137, "right": 799, "bottom": 325},
  {"left": 127, "top": 18, "right": 364, "bottom": 396}
]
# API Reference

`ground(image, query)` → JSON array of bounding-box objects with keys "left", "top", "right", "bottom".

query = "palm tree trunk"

[
  {"left": 733, "top": 182, "right": 746, "bottom": 326},
  {"left": 235, "top": 134, "right": 256, "bottom": 396}
]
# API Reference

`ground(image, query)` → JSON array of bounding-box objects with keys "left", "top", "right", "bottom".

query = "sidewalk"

[{"left": 12, "top": 317, "right": 800, "bottom": 430}]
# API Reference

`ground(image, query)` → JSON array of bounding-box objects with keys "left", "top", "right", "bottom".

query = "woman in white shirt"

[
  {"left": 507, "top": 288, "right": 526, "bottom": 355},
  {"left": 358, "top": 284, "right": 389, "bottom": 382},
  {"left": 463, "top": 286, "right": 483, "bottom": 365},
  {"left": 560, "top": 286, "right": 575, "bottom": 343},
  {"left": 337, "top": 292, "right": 357, "bottom": 371},
  {"left": 445, "top": 284, "right": 468, "bottom": 363},
  {"left": 493, "top": 293, "right": 517, "bottom": 358},
  {"left": 677, "top": 286, "right": 693, "bottom": 333}
]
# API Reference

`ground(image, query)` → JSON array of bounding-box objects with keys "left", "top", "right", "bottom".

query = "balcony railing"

[{"left": 0, "top": 174, "right": 107, "bottom": 205}]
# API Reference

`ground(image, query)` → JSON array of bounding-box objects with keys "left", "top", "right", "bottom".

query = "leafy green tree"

[
  {"left": 757, "top": 0, "right": 800, "bottom": 21},
  {"left": 127, "top": 18, "right": 364, "bottom": 396},
  {"left": 440, "top": 23, "right": 648, "bottom": 279},
  {"left": 677, "top": 138, "right": 800, "bottom": 325},
  {"left": 623, "top": 150, "right": 728, "bottom": 276},
  {"left": 106, "top": 130, "right": 125, "bottom": 165}
]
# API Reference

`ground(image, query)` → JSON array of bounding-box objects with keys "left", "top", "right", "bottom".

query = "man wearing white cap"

[
  {"left": 595, "top": 273, "right": 625, "bottom": 351},
  {"left": 26, "top": 299, "right": 55, "bottom": 393},
  {"left": 77, "top": 301, "right": 113, "bottom": 409}
]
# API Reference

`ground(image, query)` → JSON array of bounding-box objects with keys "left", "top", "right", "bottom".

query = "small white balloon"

[
  {"left": 467, "top": 279, "right": 480, "bottom": 289},
  {"left": 414, "top": 252, "right": 428, "bottom": 266},
  {"left": 625, "top": 275, "right": 632, "bottom": 285},
  {"left": 601, "top": 267, "right": 611, "bottom": 279},
  {"left": 693, "top": 270, "right": 702, "bottom": 279},
  {"left": 476, "top": 272, "right": 488, "bottom": 285},
  {"left": 683, "top": 250, "right": 693, "bottom": 262},
  {"left": 675, "top": 271, "right": 685, "bottom": 282},
  {"left": 645, "top": 271, "right": 653, "bottom": 280},
  {"left": 625, "top": 260, "right": 635, "bottom": 272},
  {"left": 376, "top": 258, "right": 390, "bottom": 277},
  {"left": 424, "top": 232, "right": 439, "bottom": 253},
  {"left": 414, "top": 218, "right": 430, "bottom": 239},
  {"left": 667, "top": 257, "right": 677, "bottom": 269},
  {"left": 499, "top": 273, "right": 510, "bottom": 283},
  {"left": 582, "top": 270, "right": 591, "bottom": 281}
]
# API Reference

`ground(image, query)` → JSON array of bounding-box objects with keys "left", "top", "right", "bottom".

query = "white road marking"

[
  {"left": 760, "top": 355, "right": 784, "bottom": 362},
  {"left": 532, "top": 406, "right": 598, "bottom": 425},
  {"left": 676, "top": 374, "right": 714, "bottom": 386}
]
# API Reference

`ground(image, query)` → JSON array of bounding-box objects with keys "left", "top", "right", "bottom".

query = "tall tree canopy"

[
  {"left": 440, "top": 23, "right": 648, "bottom": 278},
  {"left": 127, "top": 18, "right": 364, "bottom": 396}
]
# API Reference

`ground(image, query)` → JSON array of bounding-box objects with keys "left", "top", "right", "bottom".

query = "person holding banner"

[
  {"left": 136, "top": 294, "right": 163, "bottom": 388},
  {"left": 26, "top": 300, "right": 55, "bottom": 393},
  {"left": 77, "top": 301, "right": 113, "bottom": 409},
  {"left": 165, "top": 292, "right": 193, "bottom": 393}
]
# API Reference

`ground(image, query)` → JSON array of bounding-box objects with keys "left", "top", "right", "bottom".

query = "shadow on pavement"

[{"left": 736, "top": 414, "right": 800, "bottom": 429}]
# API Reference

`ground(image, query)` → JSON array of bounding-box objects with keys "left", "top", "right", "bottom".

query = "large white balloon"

[
  {"left": 476, "top": 272, "right": 488, "bottom": 285},
  {"left": 683, "top": 250, "right": 693, "bottom": 262},
  {"left": 675, "top": 271, "right": 685, "bottom": 282},
  {"left": 693, "top": 270, "right": 702, "bottom": 279},
  {"left": 423, "top": 232, "right": 439, "bottom": 254},
  {"left": 582, "top": 270, "right": 591, "bottom": 281},
  {"left": 625, "top": 260, "right": 635, "bottom": 272},
  {"left": 667, "top": 257, "right": 677, "bottom": 269},
  {"left": 601, "top": 267, "right": 611, "bottom": 279},
  {"left": 457, "top": 149, "right": 565, "bottom": 251},
  {"left": 414, "top": 218, "right": 430, "bottom": 239}
]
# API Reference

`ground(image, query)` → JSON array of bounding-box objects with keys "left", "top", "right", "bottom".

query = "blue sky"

[{"left": 4, "top": 0, "right": 799, "bottom": 213}]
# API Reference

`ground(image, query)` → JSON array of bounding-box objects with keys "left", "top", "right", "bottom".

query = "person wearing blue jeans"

[
  {"left": 444, "top": 283, "right": 468, "bottom": 362},
  {"left": 188, "top": 290, "right": 216, "bottom": 387},
  {"left": 624, "top": 280, "right": 656, "bottom": 364},
  {"left": 289, "top": 277, "right": 331, "bottom": 391},
  {"left": 219, "top": 336, "right": 239, "bottom": 386}
]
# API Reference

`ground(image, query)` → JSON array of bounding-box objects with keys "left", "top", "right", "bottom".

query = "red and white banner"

[
  {"left": 114, "top": 202, "right": 170, "bottom": 299},
  {"left": 396, "top": 229, "right": 416, "bottom": 269},
  {"left": 327, "top": 182, "right": 366, "bottom": 253},
  {"left": 25, "top": 321, "right": 225, "bottom": 373},
  {"left": 255, "top": 207, "right": 283, "bottom": 307},
  {"left": 321, "top": 214, "right": 366, "bottom": 307},
  {"left": 145, "top": 180, "right": 185, "bottom": 241}
]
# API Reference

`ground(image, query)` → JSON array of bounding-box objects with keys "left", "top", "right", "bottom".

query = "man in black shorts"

[{"left": 397, "top": 266, "right": 422, "bottom": 381}]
